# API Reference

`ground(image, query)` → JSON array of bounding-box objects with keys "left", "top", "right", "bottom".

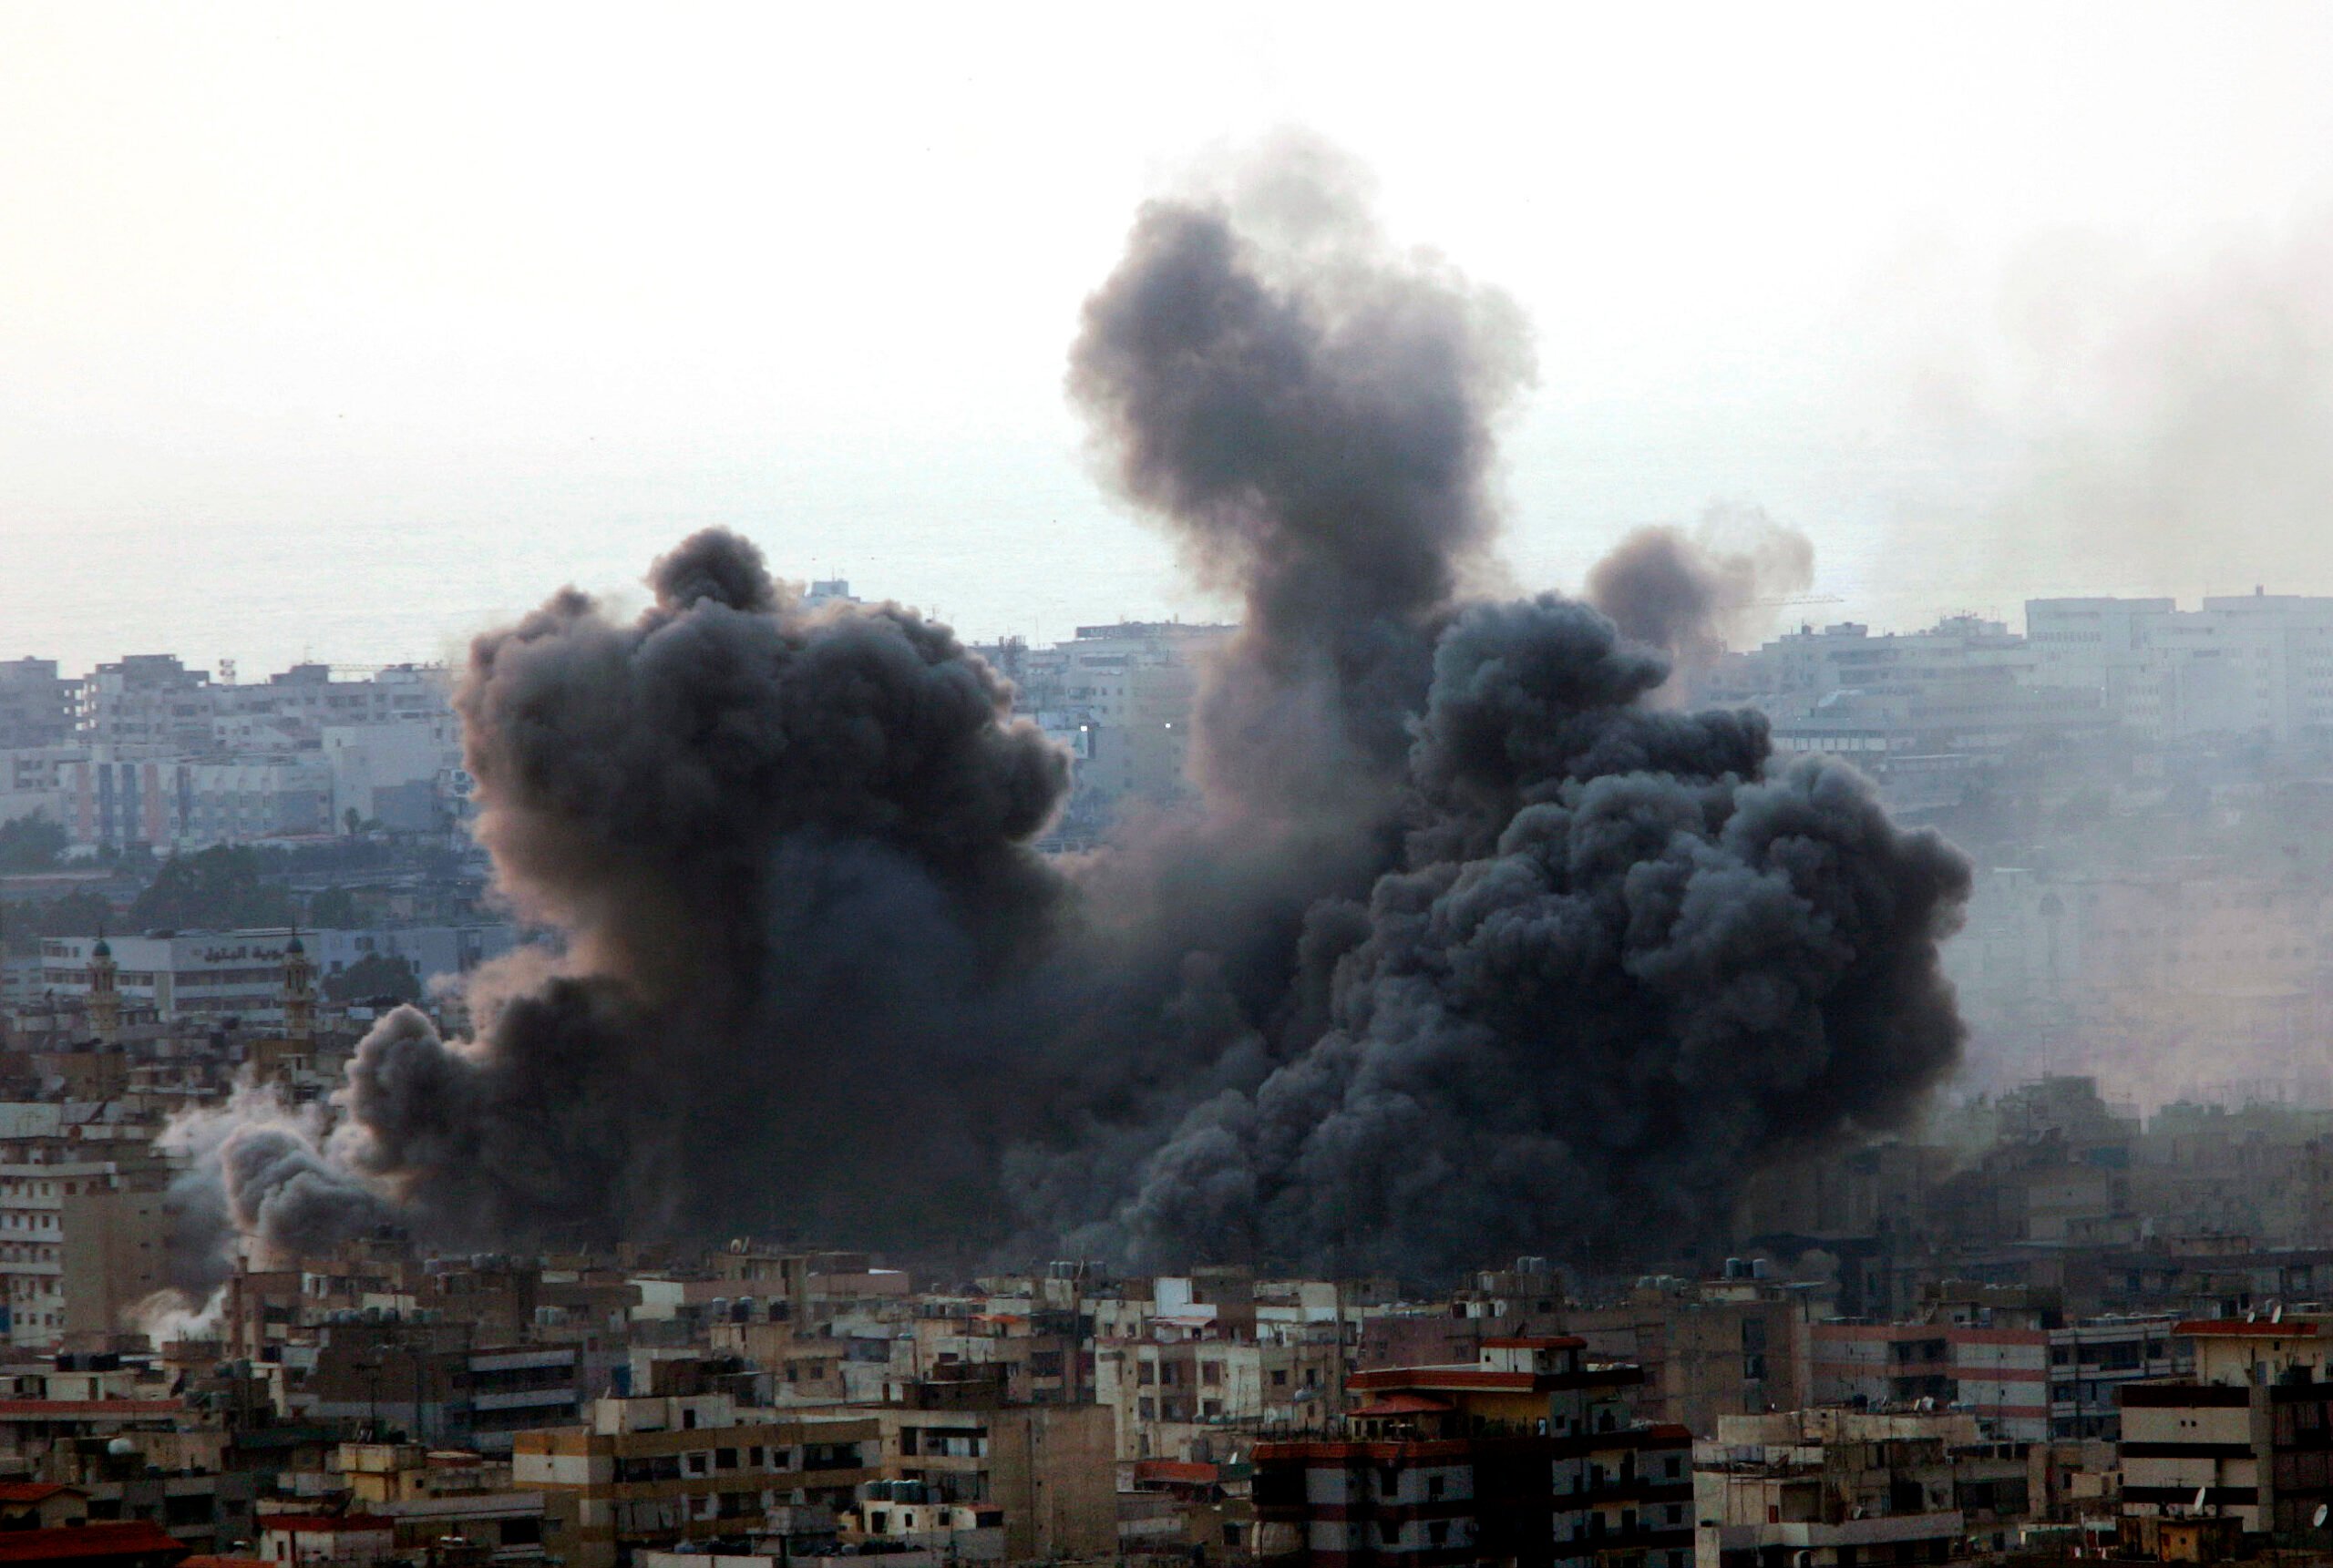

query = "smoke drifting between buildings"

[{"left": 167, "top": 145, "right": 1971, "bottom": 1292}]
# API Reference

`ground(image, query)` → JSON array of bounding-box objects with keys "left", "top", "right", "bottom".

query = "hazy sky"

[{"left": 5, "top": 4, "right": 2333, "bottom": 677}]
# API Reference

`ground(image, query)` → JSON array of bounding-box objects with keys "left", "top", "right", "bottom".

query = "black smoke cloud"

[
  {"left": 167, "top": 530, "right": 1071, "bottom": 1286},
  {"left": 1029, "top": 147, "right": 1963, "bottom": 1273},
  {"left": 1088, "top": 596, "right": 1967, "bottom": 1271},
  {"left": 168, "top": 141, "right": 1968, "bottom": 1294}
]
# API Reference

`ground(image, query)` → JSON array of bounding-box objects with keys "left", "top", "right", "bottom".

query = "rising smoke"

[
  {"left": 170, "top": 533, "right": 1073, "bottom": 1293},
  {"left": 1586, "top": 502, "right": 1814, "bottom": 669},
  {"left": 162, "top": 141, "right": 1970, "bottom": 1299}
]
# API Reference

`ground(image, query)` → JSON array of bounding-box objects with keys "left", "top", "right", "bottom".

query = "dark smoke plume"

[
  {"left": 1016, "top": 148, "right": 1965, "bottom": 1275},
  {"left": 167, "top": 139, "right": 1968, "bottom": 1297},
  {"left": 1085, "top": 596, "right": 1967, "bottom": 1272},
  {"left": 1587, "top": 502, "right": 1814, "bottom": 668},
  {"left": 1068, "top": 141, "right": 1532, "bottom": 825},
  {"left": 164, "top": 528, "right": 1070, "bottom": 1288}
]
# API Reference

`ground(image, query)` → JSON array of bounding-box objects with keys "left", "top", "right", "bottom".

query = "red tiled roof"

[
  {"left": 2174, "top": 1319, "right": 2321, "bottom": 1337},
  {"left": 256, "top": 1517, "right": 395, "bottom": 1535},
  {"left": 1134, "top": 1460, "right": 1218, "bottom": 1484},
  {"left": 0, "top": 1522, "right": 188, "bottom": 1564},
  {"left": 1480, "top": 1337, "right": 1584, "bottom": 1350},
  {"left": 0, "top": 1486, "right": 79, "bottom": 1505}
]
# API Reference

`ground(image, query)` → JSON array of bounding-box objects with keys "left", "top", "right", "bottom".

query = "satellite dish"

[
  {"left": 2314, "top": 1504, "right": 2328, "bottom": 1529},
  {"left": 2194, "top": 1486, "right": 2210, "bottom": 1514}
]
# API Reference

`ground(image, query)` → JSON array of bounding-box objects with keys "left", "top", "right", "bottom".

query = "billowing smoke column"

[
  {"left": 1086, "top": 597, "right": 1968, "bottom": 1270},
  {"left": 168, "top": 140, "right": 1970, "bottom": 1296},
  {"left": 1036, "top": 149, "right": 1970, "bottom": 1274},
  {"left": 1065, "top": 146, "right": 1530, "bottom": 826},
  {"left": 169, "top": 531, "right": 1069, "bottom": 1291}
]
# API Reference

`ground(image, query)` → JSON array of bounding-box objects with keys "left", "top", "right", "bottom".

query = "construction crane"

[{"left": 1752, "top": 592, "right": 1845, "bottom": 609}]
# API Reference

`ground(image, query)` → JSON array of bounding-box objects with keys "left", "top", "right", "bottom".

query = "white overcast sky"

[{"left": 5, "top": 4, "right": 2333, "bottom": 674}]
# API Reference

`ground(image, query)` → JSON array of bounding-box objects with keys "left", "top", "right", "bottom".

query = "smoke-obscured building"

[
  {"left": 2030, "top": 590, "right": 2333, "bottom": 744},
  {"left": 1012, "top": 621, "right": 1233, "bottom": 822},
  {"left": 0, "top": 661, "right": 75, "bottom": 751},
  {"left": 1691, "top": 614, "right": 2110, "bottom": 810},
  {"left": 37, "top": 927, "right": 519, "bottom": 1022}
]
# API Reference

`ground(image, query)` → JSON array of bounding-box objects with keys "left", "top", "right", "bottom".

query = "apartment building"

[
  {"left": 2029, "top": 590, "right": 2333, "bottom": 743},
  {"left": 1808, "top": 1315, "right": 2184, "bottom": 1441},
  {"left": 828, "top": 1372, "right": 1115, "bottom": 1563},
  {"left": 1695, "top": 1408, "right": 2026, "bottom": 1568},
  {"left": 2117, "top": 1316, "right": 2333, "bottom": 1536},
  {"left": 0, "top": 661, "right": 75, "bottom": 750},
  {"left": 0, "top": 1115, "right": 170, "bottom": 1349},
  {"left": 512, "top": 1392, "right": 877, "bottom": 1568},
  {"left": 1096, "top": 1330, "right": 1344, "bottom": 1461}
]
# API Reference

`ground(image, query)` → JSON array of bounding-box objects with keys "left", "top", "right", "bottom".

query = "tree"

[
  {"left": 306, "top": 886, "right": 362, "bottom": 929},
  {"left": 324, "top": 951, "right": 421, "bottom": 1006},
  {"left": 128, "top": 845, "right": 294, "bottom": 931},
  {"left": 0, "top": 814, "right": 67, "bottom": 873},
  {"left": 10, "top": 891, "right": 114, "bottom": 951}
]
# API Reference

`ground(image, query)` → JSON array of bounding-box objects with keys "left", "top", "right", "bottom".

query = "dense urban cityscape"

[
  {"left": 11, "top": 9, "right": 2333, "bottom": 1568},
  {"left": 0, "top": 579, "right": 2329, "bottom": 1568}
]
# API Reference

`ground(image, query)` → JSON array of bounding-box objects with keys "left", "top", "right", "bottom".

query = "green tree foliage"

[
  {"left": 0, "top": 814, "right": 67, "bottom": 873},
  {"left": 0, "top": 891, "right": 116, "bottom": 953},
  {"left": 324, "top": 951, "right": 421, "bottom": 1005},
  {"left": 128, "top": 845, "right": 294, "bottom": 932},
  {"left": 306, "top": 885, "right": 363, "bottom": 928}
]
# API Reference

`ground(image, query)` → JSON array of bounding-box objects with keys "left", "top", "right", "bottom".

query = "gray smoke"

[
  {"left": 1087, "top": 596, "right": 1967, "bottom": 1273},
  {"left": 1877, "top": 210, "right": 2333, "bottom": 604},
  {"left": 164, "top": 529, "right": 1071, "bottom": 1287},
  {"left": 161, "top": 1084, "right": 385, "bottom": 1290},
  {"left": 1018, "top": 148, "right": 1966, "bottom": 1275},
  {"left": 170, "top": 139, "right": 1970, "bottom": 1290},
  {"left": 1586, "top": 503, "right": 1814, "bottom": 667},
  {"left": 1068, "top": 139, "right": 1531, "bottom": 825}
]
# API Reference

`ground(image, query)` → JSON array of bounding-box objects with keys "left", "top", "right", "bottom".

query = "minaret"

[
  {"left": 87, "top": 928, "right": 119, "bottom": 1043},
  {"left": 282, "top": 930, "right": 315, "bottom": 1043}
]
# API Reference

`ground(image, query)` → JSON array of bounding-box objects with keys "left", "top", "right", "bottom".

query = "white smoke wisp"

[
  {"left": 155, "top": 1075, "right": 393, "bottom": 1304},
  {"left": 128, "top": 1285, "right": 226, "bottom": 1346}
]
